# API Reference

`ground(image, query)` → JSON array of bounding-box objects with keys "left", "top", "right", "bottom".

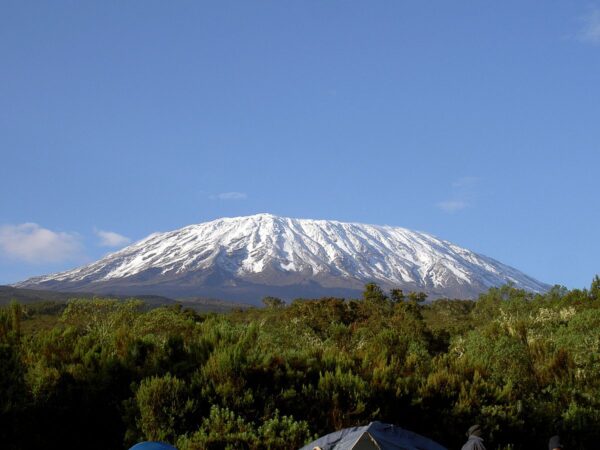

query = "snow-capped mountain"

[{"left": 15, "top": 214, "right": 549, "bottom": 303}]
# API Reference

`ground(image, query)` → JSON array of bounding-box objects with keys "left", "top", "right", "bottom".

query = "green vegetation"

[{"left": 1, "top": 278, "right": 600, "bottom": 449}]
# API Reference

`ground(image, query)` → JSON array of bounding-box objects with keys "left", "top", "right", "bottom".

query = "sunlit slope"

[{"left": 15, "top": 214, "right": 548, "bottom": 302}]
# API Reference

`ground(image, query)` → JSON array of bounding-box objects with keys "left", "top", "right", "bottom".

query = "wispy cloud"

[
  {"left": 436, "top": 177, "right": 480, "bottom": 214},
  {"left": 209, "top": 192, "right": 248, "bottom": 201},
  {"left": 94, "top": 228, "right": 131, "bottom": 247},
  {"left": 577, "top": 8, "right": 600, "bottom": 45},
  {"left": 451, "top": 176, "right": 479, "bottom": 188},
  {"left": 0, "top": 223, "right": 83, "bottom": 263},
  {"left": 436, "top": 200, "right": 469, "bottom": 213}
]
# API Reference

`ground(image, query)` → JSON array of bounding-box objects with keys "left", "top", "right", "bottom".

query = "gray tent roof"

[{"left": 299, "top": 421, "right": 447, "bottom": 450}]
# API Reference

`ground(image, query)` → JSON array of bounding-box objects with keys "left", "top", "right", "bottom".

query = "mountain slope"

[{"left": 15, "top": 214, "right": 548, "bottom": 302}]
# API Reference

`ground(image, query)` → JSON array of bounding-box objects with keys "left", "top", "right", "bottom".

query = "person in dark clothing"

[
  {"left": 548, "top": 435, "right": 563, "bottom": 450},
  {"left": 461, "top": 424, "right": 486, "bottom": 450}
]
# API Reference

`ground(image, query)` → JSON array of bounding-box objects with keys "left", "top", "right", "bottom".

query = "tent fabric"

[
  {"left": 351, "top": 432, "right": 381, "bottom": 449},
  {"left": 129, "top": 442, "right": 178, "bottom": 450},
  {"left": 299, "top": 421, "right": 447, "bottom": 450}
]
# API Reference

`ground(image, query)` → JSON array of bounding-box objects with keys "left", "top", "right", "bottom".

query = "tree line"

[{"left": 1, "top": 277, "right": 600, "bottom": 449}]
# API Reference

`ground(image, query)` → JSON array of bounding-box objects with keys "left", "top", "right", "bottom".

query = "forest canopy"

[{"left": 1, "top": 277, "right": 600, "bottom": 450}]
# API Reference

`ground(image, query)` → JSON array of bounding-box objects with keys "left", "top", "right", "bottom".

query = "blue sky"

[{"left": 1, "top": 1, "right": 599, "bottom": 289}]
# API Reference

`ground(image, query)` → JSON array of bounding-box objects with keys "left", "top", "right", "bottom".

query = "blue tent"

[
  {"left": 129, "top": 442, "right": 178, "bottom": 450},
  {"left": 299, "top": 421, "right": 447, "bottom": 450}
]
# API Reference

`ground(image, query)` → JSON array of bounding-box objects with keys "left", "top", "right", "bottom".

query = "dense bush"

[{"left": 1, "top": 277, "right": 599, "bottom": 449}]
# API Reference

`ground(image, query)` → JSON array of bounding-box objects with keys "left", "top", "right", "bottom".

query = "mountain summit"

[{"left": 15, "top": 214, "right": 548, "bottom": 303}]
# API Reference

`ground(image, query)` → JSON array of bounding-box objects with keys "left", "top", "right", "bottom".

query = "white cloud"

[
  {"left": 578, "top": 8, "right": 600, "bottom": 45},
  {"left": 209, "top": 192, "right": 248, "bottom": 200},
  {"left": 436, "top": 176, "right": 480, "bottom": 213},
  {"left": 436, "top": 200, "right": 469, "bottom": 213},
  {"left": 94, "top": 228, "right": 131, "bottom": 247},
  {"left": 0, "top": 223, "right": 83, "bottom": 263}
]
